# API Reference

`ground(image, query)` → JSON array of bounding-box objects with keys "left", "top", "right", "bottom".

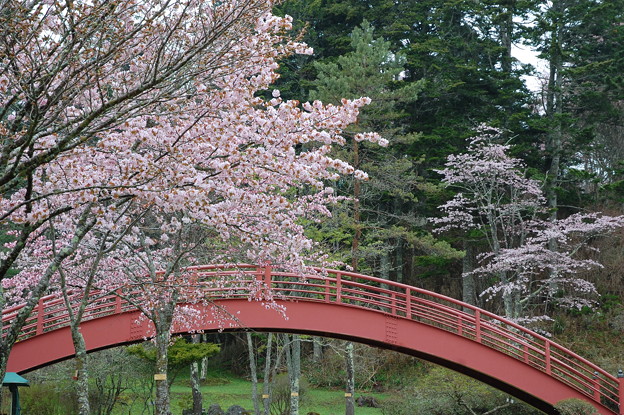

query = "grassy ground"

[{"left": 168, "top": 369, "right": 388, "bottom": 415}]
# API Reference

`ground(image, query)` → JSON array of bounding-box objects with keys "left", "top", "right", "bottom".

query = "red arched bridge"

[{"left": 2, "top": 264, "right": 623, "bottom": 414}]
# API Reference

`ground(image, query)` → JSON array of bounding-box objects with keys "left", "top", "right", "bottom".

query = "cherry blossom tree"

[
  {"left": 432, "top": 126, "right": 624, "bottom": 321},
  {"left": 0, "top": 1, "right": 385, "bottom": 413},
  {"left": 2, "top": 206, "right": 132, "bottom": 414}
]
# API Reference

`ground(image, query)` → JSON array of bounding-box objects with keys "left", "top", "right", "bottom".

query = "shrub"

[
  {"left": 555, "top": 398, "right": 599, "bottom": 415},
  {"left": 269, "top": 374, "right": 308, "bottom": 415},
  {"left": 21, "top": 383, "right": 78, "bottom": 415},
  {"left": 380, "top": 393, "right": 445, "bottom": 415}
]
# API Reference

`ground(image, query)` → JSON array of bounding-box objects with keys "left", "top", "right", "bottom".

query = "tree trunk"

[
  {"left": 0, "top": 233, "right": 95, "bottom": 410},
  {"left": 351, "top": 140, "right": 361, "bottom": 272},
  {"left": 345, "top": 342, "right": 355, "bottom": 415},
  {"left": 544, "top": 0, "right": 564, "bottom": 222},
  {"left": 312, "top": 336, "right": 323, "bottom": 363},
  {"left": 200, "top": 334, "right": 208, "bottom": 381},
  {"left": 0, "top": 211, "right": 96, "bottom": 409},
  {"left": 499, "top": 0, "right": 515, "bottom": 74},
  {"left": 247, "top": 332, "right": 261, "bottom": 415},
  {"left": 285, "top": 334, "right": 301, "bottom": 415},
  {"left": 380, "top": 252, "right": 390, "bottom": 290},
  {"left": 462, "top": 240, "right": 477, "bottom": 307},
  {"left": 262, "top": 333, "right": 274, "bottom": 415},
  {"left": 502, "top": 271, "right": 515, "bottom": 319},
  {"left": 0, "top": 345, "right": 9, "bottom": 410},
  {"left": 71, "top": 324, "right": 91, "bottom": 415},
  {"left": 191, "top": 335, "right": 203, "bottom": 415},
  {"left": 544, "top": 0, "right": 565, "bottom": 299},
  {"left": 154, "top": 330, "right": 172, "bottom": 415},
  {"left": 395, "top": 241, "right": 403, "bottom": 284}
]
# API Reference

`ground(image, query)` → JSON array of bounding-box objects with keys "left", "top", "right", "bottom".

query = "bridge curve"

[{"left": 3, "top": 265, "right": 623, "bottom": 414}]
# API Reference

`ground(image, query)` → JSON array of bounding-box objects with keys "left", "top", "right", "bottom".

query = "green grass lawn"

[{"left": 168, "top": 369, "right": 388, "bottom": 415}]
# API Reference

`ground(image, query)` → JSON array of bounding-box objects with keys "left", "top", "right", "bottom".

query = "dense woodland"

[
  {"left": 274, "top": 0, "right": 624, "bottom": 300},
  {"left": 1, "top": 0, "right": 624, "bottom": 414}
]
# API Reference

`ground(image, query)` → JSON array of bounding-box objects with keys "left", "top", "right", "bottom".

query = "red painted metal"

[{"left": 2, "top": 264, "right": 621, "bottom": 415}]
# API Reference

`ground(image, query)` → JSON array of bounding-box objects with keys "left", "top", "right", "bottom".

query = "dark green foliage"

[
  {"left": 275, "top": 0, "right": 537, "bottom": 292},
  {"left": 307, "top": 20, "right": 462, "bottom": 278},
  {"left": 21, "top": 383, "right": 79, "bottom": 415},
  {"left": 127, "top": 337, "right": 220, "bottom": 384},
  {"left": 127, "top": 337, "right": 220, "bottom": 368},
  {"left": 523, "top": 0, "right": 624, "bottom": 207}
]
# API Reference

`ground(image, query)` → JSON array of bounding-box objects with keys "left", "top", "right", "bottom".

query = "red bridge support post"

[
  {"left": 35, "top": 298, "right": 44, "bottom": 335},
  {"left": 263, "top": 264, "right": 272, "bottom": 287},
  {"left": 254, "top": 264, "right": 273, "bottom": 299},
  {"left": 114, "top": 289, "right": 123, "bottom": 314},
  {"left": 336, "top": 273, "right": 342, "bottom": 304},
  {"left": 405, "top": 288, "right": 412, "bottom": 319},
  {"left": 593, "top": 372, "right": 601, "bottom": 402},
  {"left": 618, "top": 370, "right": 624, "bottom": 415},
  {"left": 545, "top": 342, "right": 551, "bottom": 375}
]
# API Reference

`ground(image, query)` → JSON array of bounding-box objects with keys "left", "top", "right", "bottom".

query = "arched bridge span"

[{"left": 3, "top": 265, "right": 623, "bottom": 414}]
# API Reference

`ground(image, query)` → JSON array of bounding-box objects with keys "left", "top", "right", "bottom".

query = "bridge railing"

[{"left": 2, "top": 263, "right": 623, "bottom": 412}]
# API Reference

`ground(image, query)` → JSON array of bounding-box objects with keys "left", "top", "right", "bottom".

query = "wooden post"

[
  {"left": 114, "top": 289, "right": 123, "bottom": 314},
  {"left": 324, "top": 277, "right": 330, "bottom": 303},
  {"left": 617, "top": 369, "right": 624, "bottom": 415},
  {"left": 36, "top": 298, "right": 45, "bottom": 335},
  {"left": 405, "top": 288, "right": 412, "bottom": 319},
  {"left": 475, "top": 310, "right": 481, "bottom": 343},
  {"left": 336, "top": 273, "right": 342, "bottom": 304},
  {"left": 592, "top": 372, "right": 600, "bottom": 402},
  {"left": 264, "top": 264, "right": 272, "bottom": 287},
  {"left": 545, "top": 342, "right": 551, "bottom": 375}
]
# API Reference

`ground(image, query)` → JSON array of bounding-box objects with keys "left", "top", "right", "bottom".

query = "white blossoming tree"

[{"left": 432, "top": 126, "right": 624, "bottom": 321}]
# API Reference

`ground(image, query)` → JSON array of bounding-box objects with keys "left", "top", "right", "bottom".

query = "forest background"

[{"left": 272, "top": 0, "right": 624, "bottom": 316}]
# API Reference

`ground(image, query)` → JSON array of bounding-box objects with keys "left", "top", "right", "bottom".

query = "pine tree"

[{"left": 309, "top": 21, "right": 459, "bottom": 280}]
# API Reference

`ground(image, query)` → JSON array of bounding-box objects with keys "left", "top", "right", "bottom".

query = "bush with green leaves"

[
  {"left": 127, "top": 337, "right": 220, "bottom": 384},
  {"left": 21, "top": 383, "right": 78, "bottom": 415},
  {"left": 405, "top": 366, "right": 544, "bottom": 415},
  {"left": 269, "top": 373, "right": 308, "bottom": 415},
  {"left": 555, "top": 398, "right": 599, "bottom": 415}
]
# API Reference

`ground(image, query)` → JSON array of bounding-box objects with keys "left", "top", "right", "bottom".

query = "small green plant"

[
  {"left": 270, "top": 374, "right": 308, "bottom": 415},
  {"left": 555, "top": 398, "right": 599, "bottom": 415},
  {"left": 21, "top": 383, "right": 78, "bottom": 415},
  {"left": 176, "top": 393, "right": 194, "bottom": 412}
]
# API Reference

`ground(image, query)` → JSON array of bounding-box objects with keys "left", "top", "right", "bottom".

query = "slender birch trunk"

[
  {"left": 312, "top": 336, "right": 322, "bottom": 363},
  {"left": 71, "top": 325, "right": 91, "bottom": 415},
  {"left": 462, "top": 240, "right": 477, "bottom": 307},
  {"left": 262, "top": 333, "right": 273, "bottom": 415},
  {"left": 247, "top": 332, "right": 261, "bottom": 415},
  {"left": 154, "top": 329, "right": 172, "bottom": 415},
  {"left": 200, "top": 333, "right": 208, "bottom": 381},
  {"left": 191, "top": 334, "right": 203, "bottom": 415},
  {"left": 285, "top": 334, "right": 301, "bottom": 415},
  {"left": 345, "top": 342, "right": 355, "bottom": 415}
]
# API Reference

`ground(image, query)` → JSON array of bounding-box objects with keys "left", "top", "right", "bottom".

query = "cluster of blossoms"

[{"left": 0, "top": 8, "right": 389, "bottom": 394}]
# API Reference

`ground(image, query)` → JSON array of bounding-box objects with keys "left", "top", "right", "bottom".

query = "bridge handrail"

[{"left": 2, "top": 263, "right": 622, "bottom": 412}]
